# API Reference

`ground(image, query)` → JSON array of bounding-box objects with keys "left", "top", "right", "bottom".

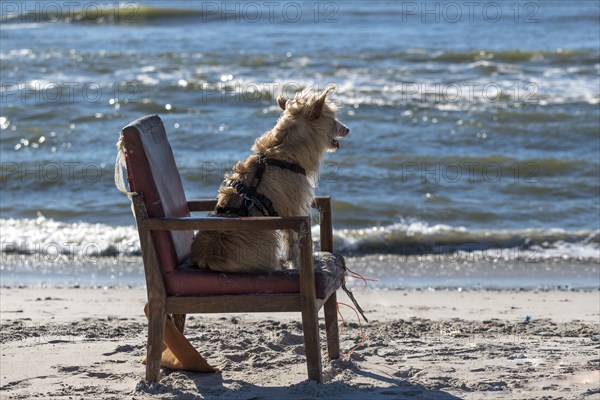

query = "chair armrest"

[
  {"left": 190, "top": 196, "right": 329, "bottom": 212},
  {"left": 311, "top": 196, "right": 331, "bottom": 211},
  {"left": 142, "top": 215, "right": 311, "bottom": 233},
  {"left": 187, "top": 199, "right": 217, "bottom": 212}
]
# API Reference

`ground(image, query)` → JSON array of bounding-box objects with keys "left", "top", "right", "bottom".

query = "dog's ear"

[
  {"left": 305, "top": 86, "right": 334, "bottom": 120},
  {"left": 277, "top": 96, "right": 287, "bottom": 110}
]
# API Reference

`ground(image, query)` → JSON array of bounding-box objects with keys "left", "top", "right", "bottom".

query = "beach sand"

[{"left": 1, "top": 287, "right": 598, "bottom": 399}]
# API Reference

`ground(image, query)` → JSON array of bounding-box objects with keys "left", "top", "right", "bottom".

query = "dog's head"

[{"left": 275, "top": 85, "right": 349, "bottom": 153}]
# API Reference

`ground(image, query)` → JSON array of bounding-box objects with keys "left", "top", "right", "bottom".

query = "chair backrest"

[{"left": 121, "top": 115, "right": 193, "bottom": 273}]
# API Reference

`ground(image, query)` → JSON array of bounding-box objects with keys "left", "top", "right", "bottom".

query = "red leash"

[
  {"left": 337, "top": 301, "right": 366, "bottom": 360},
  {"left": 345, "top": 266, "right": 380, "bottom": 287},
  {"left": 336, "top": 264, "right": 379, "bottom": 359}
]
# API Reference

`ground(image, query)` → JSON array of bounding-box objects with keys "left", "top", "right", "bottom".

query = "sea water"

[{"left": 1, "top": 1, "right": 598, "bottom": 289}]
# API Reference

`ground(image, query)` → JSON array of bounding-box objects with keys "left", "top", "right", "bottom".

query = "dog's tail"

[{"left": 189, "top": 229, "right": 281, "bottom": 273}]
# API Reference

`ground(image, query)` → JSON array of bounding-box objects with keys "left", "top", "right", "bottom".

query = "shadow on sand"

[{"left": 136, "top": 362, "right": 464, "bottom": 400}]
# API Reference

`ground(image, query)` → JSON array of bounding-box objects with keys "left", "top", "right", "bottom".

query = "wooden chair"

[{"left": 115, "top": 115, "right": 344, "bottom": 383}]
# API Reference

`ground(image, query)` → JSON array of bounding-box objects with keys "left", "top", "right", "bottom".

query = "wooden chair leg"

[
  {"left": 172, "top": 314, "right": 186, "bottom": 333},
  {"left": 146, "top": 301, "right": 166, "bottom": 382},
  {"left": 324, "top": 292, "right": 340, "bottom": 360},
  {"left": 301, "top": 305, "right": 323, "bottom": 382}
]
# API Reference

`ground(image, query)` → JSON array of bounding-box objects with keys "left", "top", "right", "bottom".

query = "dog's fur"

[{"left": 190, "top": 86, "right": 349, "bottom": 272}]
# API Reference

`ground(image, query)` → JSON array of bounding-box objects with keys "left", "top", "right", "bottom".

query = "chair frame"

[{"left": 131, "top": 194, "right": 340, "bottom": 383}]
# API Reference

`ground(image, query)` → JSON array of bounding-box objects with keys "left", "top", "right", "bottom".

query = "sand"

[{"left": 1, "top": 287, "right": 598, "bottom": 399}]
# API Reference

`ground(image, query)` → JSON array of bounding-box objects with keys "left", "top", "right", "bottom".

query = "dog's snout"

[{"left": 336, "top": 120, "right": 350, "bottom": 136}]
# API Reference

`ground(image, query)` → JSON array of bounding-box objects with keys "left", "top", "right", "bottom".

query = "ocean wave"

[
  {"left": 2, "top": 46, "right": 597, "bottom": 107},
  {"left": 1, "top": 5, "right": 207, "bottom": 25},
  {"left": 379, "top": 155, "right": 596, "bottom": 179},
  {"left": 332, "top": 221, "right": 599, "bottom": 259},
  {"left": 353, "top": 49, "right": 600, "bottom": 66},
  {"left": 157, "top": 77, "right": 600, "bottom": 108},
  {"left": 5, "top": 48, "right": 597, "bottom": 68},
  {"left": 1, "top": 217, "right": 597, "bottom": 262},
  {"left": 0, "top": 217, "right": 140, "bottom": 257}
]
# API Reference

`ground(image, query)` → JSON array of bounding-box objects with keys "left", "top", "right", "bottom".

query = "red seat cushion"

[{"left": 165, "top": 252, "right": 345, "bottom": 299}]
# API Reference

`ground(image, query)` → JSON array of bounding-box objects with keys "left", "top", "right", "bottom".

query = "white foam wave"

[
  {"left": 328, "top": 221, "right": 600, "bottom": 261},
  {"left": 2, "top": 217, "right": 598, "bottom": 261},
  {"left": 0, "top": 23, "right": 40, "bottom": 30},
  {"left": 0, "top": 216, "right": 139, "bottom": 257}
]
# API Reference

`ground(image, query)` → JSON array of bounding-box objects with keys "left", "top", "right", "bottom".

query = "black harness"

[{"left": 214, "top": 154, "right": 306, "bottom": 217}]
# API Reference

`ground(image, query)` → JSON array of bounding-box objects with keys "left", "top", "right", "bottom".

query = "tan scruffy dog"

[{"left": 190, "top": 86, "right": 349, "bottom": 272}]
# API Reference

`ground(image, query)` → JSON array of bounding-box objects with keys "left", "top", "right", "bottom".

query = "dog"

[{"left": 189, "top": 86, "right": 349, "bottom": 273}]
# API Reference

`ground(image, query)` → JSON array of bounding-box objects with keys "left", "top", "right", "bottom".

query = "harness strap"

[
  {"left": 215, "top": 180, "right": 278, "bottom": 216},
  {"left": 262, "top": 157, "right": 306, "bottom": 176},
  {"left": 251, "top": 155, "right": 267, "bottom": 187},
  {"left": 234, "top": 179, "right": 278, "bottom": 216},
  {"left": 214, "top": 154, "right": 306, "bottom": 217},
  {"left": 216, "top": 205, "right": 250, "bottom": 217}
]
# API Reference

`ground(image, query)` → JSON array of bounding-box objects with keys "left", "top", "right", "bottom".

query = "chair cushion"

[
  {"left": 121, "top": 115, "right": 193, "bottom": 273},
  {"left": 164, "top": 252, "right": 346, "bottom": 300}
]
